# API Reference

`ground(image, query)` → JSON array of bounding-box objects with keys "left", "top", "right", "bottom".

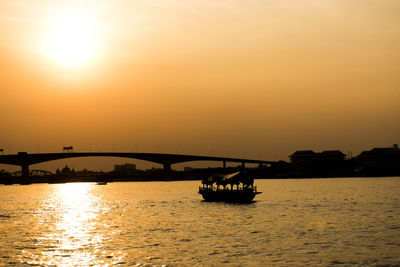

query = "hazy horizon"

[{"left": 1, "top": 0, "right": 399, "bottom": 171}]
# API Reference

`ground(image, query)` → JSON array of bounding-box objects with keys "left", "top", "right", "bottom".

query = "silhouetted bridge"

[{"left": 0, "top": 152, "right": 275, "bottom": 179}]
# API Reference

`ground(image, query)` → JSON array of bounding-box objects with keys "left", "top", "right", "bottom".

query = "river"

[{"left": 1, "top": 178, "right": 399, "bottom": 266}]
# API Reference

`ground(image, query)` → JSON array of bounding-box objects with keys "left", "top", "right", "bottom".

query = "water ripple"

[{"left": 0, "top": 179, "right": 400, "bottom": 266}]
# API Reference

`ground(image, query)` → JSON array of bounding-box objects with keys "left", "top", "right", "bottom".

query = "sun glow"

[{"left": 43, "top": 7, "right": 100, "bottom": 68}]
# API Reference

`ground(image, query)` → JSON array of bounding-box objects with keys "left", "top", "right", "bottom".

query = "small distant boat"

[
  {"left": 96, "top": 181, "right": 107, "bottom": 185},
  {"left": 198, "top": 172, "right": 261, "bottom": 203}
]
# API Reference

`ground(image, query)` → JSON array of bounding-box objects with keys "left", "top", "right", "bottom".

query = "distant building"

[
  {"left": 289, "top": 150, "right": 317, "bottom": 167},
  {"left": 56, "top": 165, "right": 76, "bottom": 177},
  {"left": 319, "top": 150, "right": 346, "bottom": 162},
  {"left": 114, "top": 163, "right": 136, "bottom": 174},
  {"left": 290, "top": 150, "right": 346, "bottom": 165},
  {"left": 76, "top": 169, "right": 96, "bottom": 177},
  {"left": 355, "top": 144, "right": 400, "bottom": 175},
  {"left": 289, "top": 149, "right": 346, "bottom": 176}
]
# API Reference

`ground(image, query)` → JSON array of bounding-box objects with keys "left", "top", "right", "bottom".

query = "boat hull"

[{"left": 199, "top": 187, "right": 261, "bottom": 203}]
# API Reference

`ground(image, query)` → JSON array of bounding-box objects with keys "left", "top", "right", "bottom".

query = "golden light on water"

[
  {"left": 39, "top": 183, "right": 104, "bottom": 265},
  {"left": 56, "top": 183, "right": 97, "bottom": 235},
  {"left": 2, "top": 180, "right": 400, "bottom": 266},
  {"left": 26, "top": 183, "right": 127, "bottom": 266}
]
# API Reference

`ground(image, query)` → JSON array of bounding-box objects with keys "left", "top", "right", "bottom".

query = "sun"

[{"left": 43, "top": 7, "right": 99, "bottom": 68}]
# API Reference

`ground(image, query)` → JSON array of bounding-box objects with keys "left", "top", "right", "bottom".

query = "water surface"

[{"left": 1, "top": 178, "right": 399, "bottom": 266}]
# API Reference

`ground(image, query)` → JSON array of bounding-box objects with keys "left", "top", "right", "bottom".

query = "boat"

[
  {"left": 96, "top": 181, "right": 107, "bottom": 185},
  {"left": 198, "top": 172, "right": 261, "bottom": 203}
]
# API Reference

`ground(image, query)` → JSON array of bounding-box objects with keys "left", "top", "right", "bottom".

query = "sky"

[{"left": 1, "top": 0, "right": 399, "bottom": 171}]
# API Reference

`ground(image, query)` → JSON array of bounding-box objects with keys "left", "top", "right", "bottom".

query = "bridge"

[{"left": 0, "top": 152, "right": 275, "bottom": 179}]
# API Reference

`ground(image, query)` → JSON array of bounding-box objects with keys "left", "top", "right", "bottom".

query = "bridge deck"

[{"left": 0, "top": 152, "right": 275, "bottom": 178}]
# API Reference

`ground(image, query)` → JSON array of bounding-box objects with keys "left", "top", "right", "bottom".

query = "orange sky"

[{"left": 1, "top": 0, "right": 399, "bottom": 171}]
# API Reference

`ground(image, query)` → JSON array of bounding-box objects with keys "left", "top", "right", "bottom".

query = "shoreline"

[{"left": 1, "top": 175, "right": 400, "bottom": 185}]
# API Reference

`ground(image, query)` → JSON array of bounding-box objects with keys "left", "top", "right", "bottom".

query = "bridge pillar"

[
  {"left": 163, "top": 163, "right": 171, "bottom": 172},
  {"left": 241, "top": 161, "right": 245, "bottom": 170},
  {"left": 21, "top": 163, "right": 29, "bottom": 179},
  {"left": 222, "top": 161, "right": 226, "bottom": 169}
]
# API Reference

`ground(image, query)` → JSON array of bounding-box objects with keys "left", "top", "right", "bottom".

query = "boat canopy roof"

[
  {"left": 221, "top": 171, "right": 241, "bottom": 182},
  {"left": 202, "top": 171, "right": 241, "bottom": 184}
]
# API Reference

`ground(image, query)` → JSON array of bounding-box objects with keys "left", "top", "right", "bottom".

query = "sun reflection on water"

[
  {"left": 37, "top": 183, "right": 109, "bottom": 266},
  {"left": 56, "top": 183, "right": 97, "bottom": 246}
]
